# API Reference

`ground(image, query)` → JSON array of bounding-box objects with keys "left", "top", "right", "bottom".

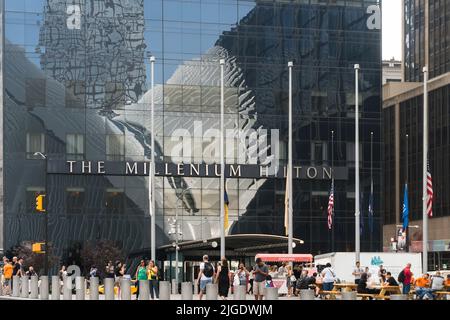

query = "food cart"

[{"left": 255, "top": 253, "right": 314, "bottom": 294}]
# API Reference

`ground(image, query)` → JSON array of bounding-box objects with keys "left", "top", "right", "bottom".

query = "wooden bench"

[
  {"left": 434, "top": 291, "right": 449, "bottom": 300},
  {"left": 320, "top": 290, "right": 340, "bottom": 300}
]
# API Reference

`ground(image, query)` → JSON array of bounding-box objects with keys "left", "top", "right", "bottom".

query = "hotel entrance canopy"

[{"left": 157, "top": 234, "right": 305, "bottom": 260}]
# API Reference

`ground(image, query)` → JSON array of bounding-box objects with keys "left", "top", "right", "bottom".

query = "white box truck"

[{"left": 314, "top": 252, "right": 422, "bottom": 283}]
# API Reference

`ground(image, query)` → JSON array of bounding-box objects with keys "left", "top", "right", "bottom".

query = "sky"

[{"left": 382, "top": 0, "right": 402, "bottom": 60}]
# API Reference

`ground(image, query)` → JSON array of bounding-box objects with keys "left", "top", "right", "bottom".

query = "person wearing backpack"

[
  {"left": 398, "top": 263, "right": 413, "bottom": 294},
  {"left": 320, "top": 263, "right": 336, "bottom": 291},
  {"left": 196, "top": 255, "right": 215, "bottom": 300}
]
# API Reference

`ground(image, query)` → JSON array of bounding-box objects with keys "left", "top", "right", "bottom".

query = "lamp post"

[
  {"left": 287, "top": 61, "right": 293, "bottom": 255},
  {"left": 34, "top": 152, "right": 48, "bottom": 275},
  {"left": 173, "top": 187, "right": 191, "bottom": 288},
  {"left": 354, "top": 64, "right": 360, "bottom": 263}
]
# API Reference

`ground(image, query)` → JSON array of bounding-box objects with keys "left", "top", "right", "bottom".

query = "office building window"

[
  {"left": 66, "top": 188, "right": 85, "bottom": 214},
  {"left": 65, "top": 80, "right": 86, "bottom": 108},
  {"left": 311, "top": 142, "right": 327, "bottom": 165},
  {"left": 106, "top": 134, "right": 125, "bottom": 161},
  {"left": 26, "top": 133, "right": 45, "bottom": 159},
  {"left": 66, "top": 134, "right": 85, "bottom": 160},
  {"left": 105, "top": 188, "right": 125, "bottom": 214},
  {"left": 26, "top": 78, "right": 46, "bottom": 108}
]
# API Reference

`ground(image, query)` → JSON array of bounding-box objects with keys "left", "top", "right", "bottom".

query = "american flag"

[
  {"left": 327, "top": 181, "right": 334, "bottom": 230},
  {"left": 427, "top": 159, "right": 433, "bottom": 217}
]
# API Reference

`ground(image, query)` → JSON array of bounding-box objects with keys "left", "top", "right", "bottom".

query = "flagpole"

[
  {"left": 405, "top": 133, "right": 409, "bottom": 252},
  {"left": 370, "top": 131, "right": 373, "bottom": 252},
  {"left": 331, "top": 130, "right": 335, "bottom": 253},
  {"left": 422, "top": 66, "right": 429, "bottom": 273},
  {"left": 354, "top": 64, "right": 360, "bottom": 263},
  {"left": 150, "top": 55, "right": 156, "bottom": 262},
  {"left": 288, "top": 61, "right": 294, "bottom": 255},
  {"left": 220, "top": 58, "right": 226, "bottom": 259}
]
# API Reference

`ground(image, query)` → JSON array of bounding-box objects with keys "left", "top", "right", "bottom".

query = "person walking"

[
  {"left": 248, "top": 267, "right": 254, "bottom": 295},
  {"left": 135, "top": 260, "right": 148, "bottom": 299},
  {"left": 320, "top": 263, "right": 336, "bottom": 292},
  {"left": 215, "top": 258, "right": 230, "bottom": 300},
  {"left": 286, "top": 265, "right": 295, "bottom": 297},
  {"left": 147, "top": 260, "right": 159, "bottom": 299},
  {"left": 196, "top": 255, "right": 215, "bottom": 300},
  {"left": 398, "top": 263, "right": 413, "bottom": 294},
  {"left": 25, "top": 266, "right": 37, "bottom": 277},
  {"left": 253, "top": 258, "right": 268, "bottom": 300},
  {"left": 352, "top": 261, "right": 364, "bottom": 284},
  {"left": 2, "top": 258, "right": 13, "bottom": 295},
  {"left": 236, "top": 263, "right": 249, "bottom": 291},
  {"left": 115, "top": 261, "right": 124, "bottom": 299}
]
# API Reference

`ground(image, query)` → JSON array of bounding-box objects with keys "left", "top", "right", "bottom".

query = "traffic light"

[
  {"left": 36, "top": 194, "right": 46, "bottom": 212},
  {"left": 32, "top": 242, "right": 46, "bottom": 253}
]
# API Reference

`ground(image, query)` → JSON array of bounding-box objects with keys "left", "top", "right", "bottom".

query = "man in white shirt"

[
  {"left": 196, "top": 255, "right": 215, "bottom": 300},
  {"left": 352, "top": 261, "right": 364, "bottom": 284},
  {"left": 320, "top": 263, "right": 336, "bottom": 291}
]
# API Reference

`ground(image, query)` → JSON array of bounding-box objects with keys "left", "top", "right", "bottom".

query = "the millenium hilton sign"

[{"left": 47, "top": 160, "right": 349, "bottom": 180}]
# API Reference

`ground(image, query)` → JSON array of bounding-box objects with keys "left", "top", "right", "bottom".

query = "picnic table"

[
  {"left": 332, "top": 283, "right": 357, "bottom": 292},
  {"left": 372, "top": 285, "right": 402, "bottom": 298}
]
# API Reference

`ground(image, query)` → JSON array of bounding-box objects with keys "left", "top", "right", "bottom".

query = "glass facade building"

[{"left": 0, "top": 0, "right": 381, "bottom": 269}]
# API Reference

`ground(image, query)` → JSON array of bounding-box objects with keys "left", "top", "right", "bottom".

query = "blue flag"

[
  {"left": 402, "top": 184, "right": 409, "bottom": 231},
  {"left": 360, "top": 191, "right": 364, "bottom": 235},
  {"left": 368, "top": 180, "right": 374, "bottom": 234}
]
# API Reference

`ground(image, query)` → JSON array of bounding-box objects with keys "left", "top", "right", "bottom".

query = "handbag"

[{"left": 290, "top": 275, "right": 297, "bottom": 282}]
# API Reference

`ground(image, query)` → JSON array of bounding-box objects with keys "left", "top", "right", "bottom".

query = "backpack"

[
  {"left": 203, "top": 262, "right": 214, "bottom": 278},
  {"left": 398, "top": 270, "right": 405, "bottom": 283}
]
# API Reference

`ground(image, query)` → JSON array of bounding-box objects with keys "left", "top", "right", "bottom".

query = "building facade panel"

[{"left": 2, "top": 0, "right": 381, "bottom": 267}]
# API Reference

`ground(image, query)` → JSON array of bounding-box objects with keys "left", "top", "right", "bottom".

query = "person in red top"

[{"left": 402, "top": 263, "right": 413, "bottom": 294}]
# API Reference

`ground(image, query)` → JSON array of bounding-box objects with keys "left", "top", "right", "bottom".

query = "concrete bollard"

[
  {"left": 233, "top": 285, "right": 247, "bottom": 300},
  {"left": 12, "top": 276, "right": 20, "bottom": 297},
  {"left": 40, "top": 276, "right": 49, "bottom": 300},
  {"left": 159, "top": 281, "right": 171, "bottom": 300},
  {"left": 206, "top": 283, "right": 218, "bottom": 300},
  {"left": 138, "top": 280, "right": 150, "bottom": 300},
  {"left": 390, "top": 294, "right": 408, "bottom": 300},
  {"left": 265, "top": 287, "right": 278, "bottom": 300},
  {"left": 30, "top": 276, "right": 39, "bottom": 299},
  {"left": 341, "top": 291, "right": 357, "bottom": 300},
  {"left": 104, "top": 278, "right": 115, "bottom": 300},
  {"left": 171, "top": 279, "right": 178, "bottom": 295},
  {"left": 20, "top": 276, "right": 29, "bottom": 298},
  {"left": 75, "top": 276, "right": 85, "bottom": 300},
  {"left": 89, "top": 277, "right": 99, "bottom": 300},
  {"left": 51, "top": 276, "right": 60, "bottom": 300},
  {"left": 121, "top": 278, "right": 131, "bottom": 300},
  {"left": 181, "top": 282, "right": 193, "bottom": 300},
  {"left": 300, "top": 289, "right": 315, "bottom": 300},
  {"left": 63, "top": 276, "right": 72, "bottom": 300}
]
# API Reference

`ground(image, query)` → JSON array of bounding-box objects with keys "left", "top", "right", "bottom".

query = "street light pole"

[
  {"left": 149, "top": 55, "right": 156, "bottom": 262},
  {"left": 34, "top": 152, "right": 48, "bottom": 275},
  {"left": 422, "top": 66, "right": 429, "bottom": 273},
  {"left": 354, "top": 64, "right": 360, "bottom": 264},
  {"left": 175, "top": 187, "right": 191, "bottom": 288}
]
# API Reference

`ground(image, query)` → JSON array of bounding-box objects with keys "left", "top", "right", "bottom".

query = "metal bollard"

[
  {"left": 20, "top": 276, "right": 29, "bottom": 298},
  {"left": 159, "top": 281, "right": 171, "bottom": 300},
  {"left": 138, "top": 280, "right": 150, "bottom": 300},
  {"left": 206, "top": 283, "right": 218, "bottom": 300},
  {"left": 300, "top": 289, "right": 315, "bottom": 300},
  {"left": 233, "top": 285, "right": 247, "bottom": 300},
  {"left": 75, "top": 276, "right": 85, "bottom": 300},
  {"left": 63, "top": 276, "right": 72, "bottom": 300},
  {"left": 40, "top": 276, "right": 49, "bottom": 300},
  {"left": 12, "top": 276, "right": 20, "bottom": 297},
  {"left": 265, "top": 287, "right": 279, "bottom": 300},
  {"left": 121, "top": 278, "right": 131, "bottom": 300},
  {"left": 181, "top": 282, "right": 193, "bottom": 300},
  {"left": 51, "top": 276, "right": 60, "bottom": 300},
  {"left": 30, "top": 276, "right": 39, "bottom": 299},
  {"left": 89, "top": 277, "right": 99, "bottom": 300},
  {"left": 341, "top": 291, "right": 357, "bottom": 300},
  {"left": 390, "top": 294, "right": 408, "bottom": 300},
  {"left": 104, "top": 278, "right": 115, "bottom": 300}
]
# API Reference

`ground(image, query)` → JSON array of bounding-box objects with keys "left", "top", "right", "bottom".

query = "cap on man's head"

[{"left": 203, "top": 255, "right": 209, "bottom": 261}]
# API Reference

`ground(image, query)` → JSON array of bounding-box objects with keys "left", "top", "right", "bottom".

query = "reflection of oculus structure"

[{"left": 1, "top": 1, "right": 382, "bottom": 262}]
